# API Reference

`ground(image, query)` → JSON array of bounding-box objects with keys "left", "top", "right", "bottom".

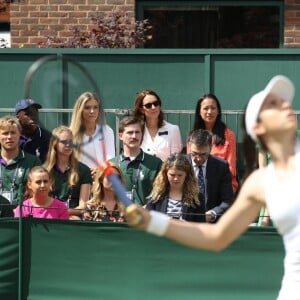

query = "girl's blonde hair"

[
  {"left": 0, "top": 115, "right": 21, "bottom": 132},
  {"left": 69, "top": 92, "right": 103, "bottom": 158},
  {"left": 91, "top": 163, "right": 125, "bottom": 207},
  {"left": 149, "top": 153, "right": 200, "bottom": 208},
  {"left": 44, "top": 125, "right": 79, "bottom": 188}
]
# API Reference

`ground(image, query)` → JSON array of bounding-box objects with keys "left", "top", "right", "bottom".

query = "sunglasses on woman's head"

[{"left": 142, "top": 100, "right": 161, "bottom": 109}]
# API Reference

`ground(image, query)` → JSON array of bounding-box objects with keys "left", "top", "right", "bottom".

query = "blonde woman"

[
  {"left": 69, "top": 91, "right": 115, "bottom": 178},
  {"left": 146, "top": 153, "right": 205, "bottom": 222},
  {"left": 44, "top": 126, "right": 92, "bottom": 220},
  {"left": 83, "top": 162, "right": 125, "bottom": 222}
]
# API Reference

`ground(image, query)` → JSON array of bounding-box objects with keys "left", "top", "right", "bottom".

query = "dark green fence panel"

[
  {"left": 1, "top": 48, "right": 300, "bottom": 151},
  {"left": 0, "top": 219, "right": 284, "bottom": 300},
  {"left": 212, "top": 52, "right": 300, "bottom": 110},
  {"left": 0, "top": 220, "right": 19, "bottom": 300},
  {"left": 1, "top": 49, "right": 300, "bottom": 113}
]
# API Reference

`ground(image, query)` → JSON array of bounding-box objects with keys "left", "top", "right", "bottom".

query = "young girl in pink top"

[{"left": 15, "top": 166, "right": 69, "bottom": 220}]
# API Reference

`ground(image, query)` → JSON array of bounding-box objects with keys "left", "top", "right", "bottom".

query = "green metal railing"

[{"left": 2, "top": 107, "right": 300, "bottom": 183}]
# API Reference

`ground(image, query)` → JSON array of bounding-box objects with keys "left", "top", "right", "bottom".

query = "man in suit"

[{"left": 187, "top": 129, "right": 234, "bottom": 223}]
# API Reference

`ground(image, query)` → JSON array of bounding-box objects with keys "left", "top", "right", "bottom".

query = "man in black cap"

[{"left": 15, "top": 99, "right": 51, "bottom": 163}]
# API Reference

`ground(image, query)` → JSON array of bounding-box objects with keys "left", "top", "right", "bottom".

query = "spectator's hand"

[
  {"left": 90, "top": 168, "right": 98, "bottom": 181},
  {"left": 125, "top": 204, "right": 150, "bottom": 229},
  {"left": 83, "top": 211, "right": 92, "bottom": 220},
  {"left": 69, "top": 215, "right": 81, "bottom": 220},
  {"left": 261, "top": 216, "right": 270, "bottom": 226}
]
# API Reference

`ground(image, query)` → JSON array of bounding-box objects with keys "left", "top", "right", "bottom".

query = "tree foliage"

[{"left": 39, "top": 9, "right": 152, "bottom": 48}]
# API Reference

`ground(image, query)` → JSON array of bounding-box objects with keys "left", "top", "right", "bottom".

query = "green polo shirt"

[
  {"left": 110, "top": 150, "right": 162, "bottom": 205},
  {"left": 0, "top": 150, "right": 41, "bottom": 206},
  {"left": 51, "top": 162, "right": 92, "bottom": 208}
]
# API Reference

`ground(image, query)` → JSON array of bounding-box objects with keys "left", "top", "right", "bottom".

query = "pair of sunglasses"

[
  {"left": 142, "top": 100, "right": 161, "bottom": 109},
  {"left": 59, "top": 139, "right": 73, "bottom": 146}
]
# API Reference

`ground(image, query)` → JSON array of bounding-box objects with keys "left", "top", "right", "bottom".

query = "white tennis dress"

[{"left": 264, "top": 141, "right": 300, "bottom": 300}]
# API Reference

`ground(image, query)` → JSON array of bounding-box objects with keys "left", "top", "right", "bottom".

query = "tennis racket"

[{"left": 23, "top": 54, "right": 142, "bottom": 223}]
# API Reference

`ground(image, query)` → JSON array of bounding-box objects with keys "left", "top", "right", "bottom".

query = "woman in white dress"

[
  {"left": 126, "top": 75, "right": 300, "bottom": 299},
  {"left": 69, "top": 92, "right": 115, "bottom": 178},
  {"left": 133, "top": 89, "right": 182, "bottom": 161}
]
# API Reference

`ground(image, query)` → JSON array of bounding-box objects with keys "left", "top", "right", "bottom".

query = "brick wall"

[
  {"left": 9, "top": 0, "right": 300, "bottom": 48},
  {"left": 10, "top": 0, "right": 135, "bottom": 48},
  {"left": 285, "top": 0, "right": 300, "bottom": 47}
]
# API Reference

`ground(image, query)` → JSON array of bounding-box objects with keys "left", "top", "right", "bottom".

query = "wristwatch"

[{"left": 210, "top": 210, "right": 217, "bottom": 222}]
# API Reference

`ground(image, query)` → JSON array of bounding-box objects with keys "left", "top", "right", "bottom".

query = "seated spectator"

[
  {"left": 133, "top": 89, "right": 182, "bottom": 161},
  {"left": 0, "top": 195, "right": 14, "bottom": 217},
  {"left": 188, "top": 94, "right": 238, "bottom": 191},
  {"left": 110, "top": 116, "right": 162, "bottom": 205},
  {"left": 15, "top": 98, "right": 51, "bottom": 163},
  {"left": 44, "top": 126, "right": 92, "bottom": 220},
  {"left": 14, "top": 166, "right": 69, "bottom": 219},
  {"left": 146, "top": 153, "right": 205, "bottom": 222},
  {"left": 0, "top": 115, "right": 41, "bottom": 207},
  {"left": 83, "top": 162, "right": 125, "bottom": 222},
  {"left": 188, "top": 129, "right": 234, "bottom": 223},
  {"left": 69, "top": 91, "right": 115, "bottom": 179}
]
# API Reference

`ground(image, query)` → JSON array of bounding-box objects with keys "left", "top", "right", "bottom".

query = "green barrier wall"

[
  {"left": 1, "top": 49, "right": 300, "bottom": 112},
  {"left": 0, "top": 219, "right": 284, "bottom": 300}
]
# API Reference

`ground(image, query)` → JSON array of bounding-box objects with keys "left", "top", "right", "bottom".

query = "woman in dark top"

[
  {"left": 44, "top": 126, "right": 92, "bottom": 220},
  {"left": 146, "top": 153, "right": 205, "bottom": 222}
]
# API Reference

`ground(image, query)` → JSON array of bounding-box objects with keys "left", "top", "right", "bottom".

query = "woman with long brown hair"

[
  {"left": 133, "top": 89, "right": 182, "bottom": 161},
  {"left": 146, "top": 153, "right": 205, "bottom": 222},
  {"left": 44, "top": 126, "right": 92, "bottom": 220}
]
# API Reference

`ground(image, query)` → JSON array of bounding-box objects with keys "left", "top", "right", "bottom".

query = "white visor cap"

[{"left": 245, "top": 75, "right": 295, "bottom": 142}]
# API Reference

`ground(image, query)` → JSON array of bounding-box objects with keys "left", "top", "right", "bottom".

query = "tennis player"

[{"left": 125, "top": 75, "right": 300, "bottom": 299}]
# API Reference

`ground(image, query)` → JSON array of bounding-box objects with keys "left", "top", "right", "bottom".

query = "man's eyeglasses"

[
  {"left": 142, "top": 100, "right": 161, "bottom": 109},
  {"left": 191, "top": 152, "right": 209, "bottom": 159}
]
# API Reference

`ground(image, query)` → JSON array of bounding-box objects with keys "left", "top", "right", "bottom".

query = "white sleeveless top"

[{"left": 264, "top": 141, "right": 300, "bottom": 299}]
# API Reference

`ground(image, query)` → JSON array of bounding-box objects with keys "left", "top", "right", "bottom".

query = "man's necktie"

[{"left": 198, "top": 165, "right": 206, "bottom": 202}]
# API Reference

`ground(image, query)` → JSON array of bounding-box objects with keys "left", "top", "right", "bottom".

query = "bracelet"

[{"left": 146, "top": 211, "right": 170, "bottom": 236}]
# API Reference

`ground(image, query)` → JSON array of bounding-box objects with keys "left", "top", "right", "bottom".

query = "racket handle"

[
  {"left": 126, "top": 204, "right": 144, "bottom": 225},
  {"left": 104, "top": 164, "right": 144, "bottom": 225},
  {"left": 107, "top": 173, "right": 133, "bottom": 207}
]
